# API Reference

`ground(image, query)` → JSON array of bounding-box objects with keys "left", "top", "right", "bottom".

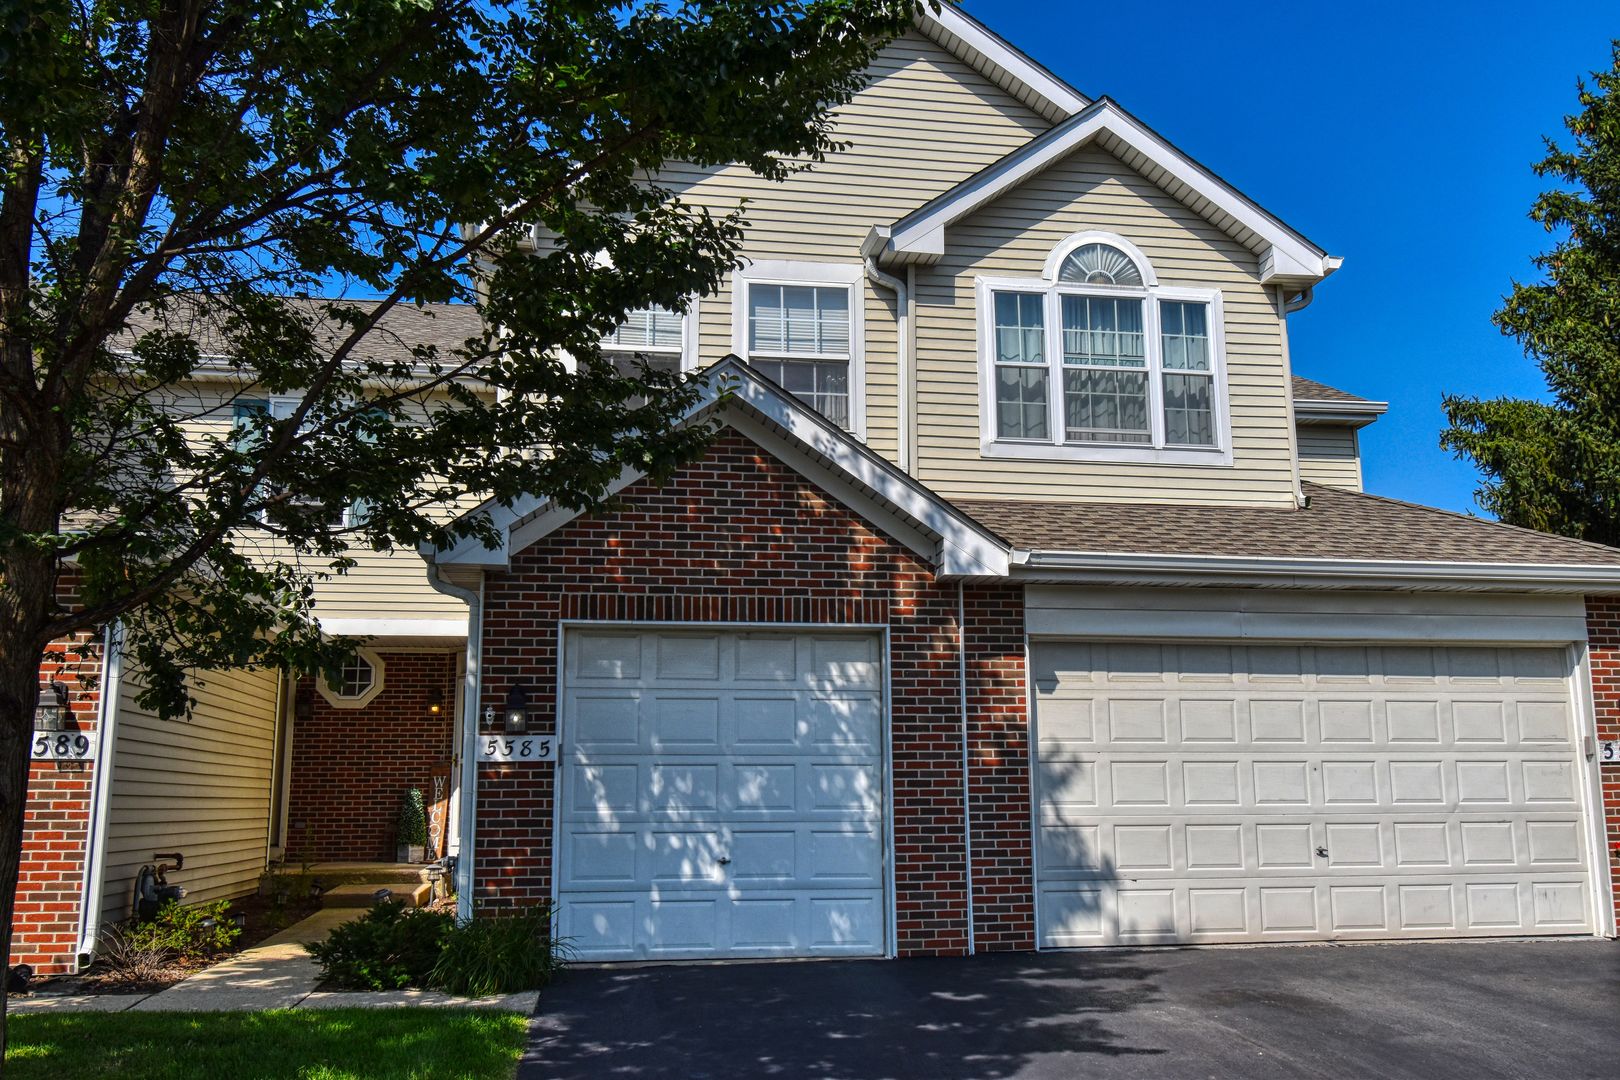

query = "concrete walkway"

[{"left": 13, "top": 909, "right": 539, "bottom": 1015}]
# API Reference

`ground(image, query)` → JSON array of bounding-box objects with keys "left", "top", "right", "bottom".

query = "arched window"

[
  {"left": 979, "top": 233, "right": 1226, "bottom": 460},
  {"left": 1058, "top": 243, "right": 1145, "bottom": 287}
]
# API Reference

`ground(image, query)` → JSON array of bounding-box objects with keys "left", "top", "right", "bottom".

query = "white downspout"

[
  {"left": 865, "top": 257, "right": 912, "bottom": 474},
  {"left": 958, "top": 582, "right": 975, "bottom": 955},
  {"left": 75, "top": 621, "right": 124, "bottom": 965},
  {"left": 428, "top": 565, "right": 484, "bottom": 923},
  {"left": 1277, "top": 286, "right": 1309, "bottom": 510}
]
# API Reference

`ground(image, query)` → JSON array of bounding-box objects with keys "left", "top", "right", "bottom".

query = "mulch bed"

[{"left": 17, "top": 892, "right": 324, "bottom": 998}]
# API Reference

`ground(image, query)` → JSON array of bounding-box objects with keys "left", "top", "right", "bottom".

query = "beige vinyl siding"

[
  {"left": 912, "top": 145, "right": 1297, "bottom": 506},
  {"left": 159, "top": 381, "right": 474, "bottom": 623},
  {"left": 103, "top": 665, "right": 282, "bottom": 918},
  {"left": 665, "top": 32, "right": 1051, "bottom": 458},
  {"left": 1297, "top": 423, "right": 1363, "bottom": 491}
]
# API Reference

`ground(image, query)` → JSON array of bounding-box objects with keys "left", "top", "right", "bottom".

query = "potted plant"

[{"left": 396, "top": 787, "right": 428, "bottom": 863}]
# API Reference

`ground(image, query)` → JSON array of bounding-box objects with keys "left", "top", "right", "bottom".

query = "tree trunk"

[
  {"left": 0, "top": 551, "right": 58, "bottom": 1056},
  {"left": 0, "top": 645, "right": 41, "bottom": 1054}
]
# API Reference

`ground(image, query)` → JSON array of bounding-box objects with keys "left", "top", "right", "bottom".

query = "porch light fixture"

[
  {"left": 503, "top": 685, "right": 530, "bottom": 734},
  {"left": 427, "top": 688, "right": 444, "bottom": 716},
  {"left": 33, "top": 681, "right": 71, "bottom": 731}
]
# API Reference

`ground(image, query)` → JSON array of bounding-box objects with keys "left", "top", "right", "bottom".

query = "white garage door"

[
  {"left": 1034, "top": 642, "right": 1595, "bottom": 947},
  {"left": 557, "top": 628, "right": 887, "bottom": 961}
]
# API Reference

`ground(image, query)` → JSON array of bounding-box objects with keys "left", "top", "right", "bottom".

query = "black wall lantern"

[
  {"left": 503, "top": 684, "right": 529, "bottom": 734},
  {"left": 33, "top": 681, "right": 71, "bottom": 732},
  {"left": 427, "top": 688, "right": 445, "bottom": 716}
]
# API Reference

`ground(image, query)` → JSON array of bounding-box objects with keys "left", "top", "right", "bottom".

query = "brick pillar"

[
  {"left": 1586, "top": 597, "right": 1620, "bottom": 935},
  {"left": 13, "top": 618, "right": 106, "bottom": 975}
]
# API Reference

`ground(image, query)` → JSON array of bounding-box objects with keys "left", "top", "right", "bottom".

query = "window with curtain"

[
  {"left": 980, "top": 237, "right": 1225, "bottom": 457},
  {"left": 1061, "top": 294, "right": 1149, "bottom": 444},
  {"left": 1160, "top": 301, "right": 1214, "bottom": 447},
  {"left": 993, "top": 292, "right": 1048, "bottom": 440},
  {"left": 747, "top": 282, "right": 852, "bottom": 427}
]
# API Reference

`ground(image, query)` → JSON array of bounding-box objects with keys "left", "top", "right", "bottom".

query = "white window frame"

[
  {"left": 731, "top": 260, "right": 866, "bottom": 439},
  {"left": 598, "top": 298, "right": 701, "bottom": 373},
  {"left": 976, "top": 233, "right": 1232, "bottom": 466},
  {"left": 236, "top": 394, "right": 376, "bottom": 528},
  {"left": 317, "top": 646, "right": 386, "bottom": 709}
]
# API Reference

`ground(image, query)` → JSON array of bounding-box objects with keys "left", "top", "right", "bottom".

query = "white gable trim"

[
  {"left": 422, "top": 359, "right": 1011, "bottom": 578},
  {"left": 914, "top": 6, "right": 1089, "bottom": 123},
  {"left": 875, "top": 99, "right": 1337, "bottom": 287}
]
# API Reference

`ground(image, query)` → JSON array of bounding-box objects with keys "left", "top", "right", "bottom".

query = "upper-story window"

[
  {"left": 601, "top": 302, "right": 696, "bottom": 375},
  {"left": 733, "top": 261, "right": 865, "bottom": 436},
  {"left": 978, "top": 233, "right": 1229, "bottom": 465}
]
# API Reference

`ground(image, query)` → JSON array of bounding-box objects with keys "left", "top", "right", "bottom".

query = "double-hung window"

[
  {"left": 601, "top": 303, "right": 693, "bottom": 376},
  {"left": 735, "top": 263, "right": 863, "bottom": 433},
  {"left": 980, "top": 235, "right": 1227, "bottom": 462},
  {"left": 232, "top": 396, "right": 375, "bottom": 528}
]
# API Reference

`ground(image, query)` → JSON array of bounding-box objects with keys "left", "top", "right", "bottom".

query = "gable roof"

[
  {"left": 914, "top": 5, "right": 1089, "bottom": 122},
  {"left": 424, "top": 357, "right": 1010, "bottom": 578},
  {"left": 865, "top": 97, "right": 1339, "bottom": 287},
  {"left": 1291, "top": 375, "right": 1388, "bottom": 426},
  {"left": 954, "top": 482, "right": 1620, "bottom": 590}
]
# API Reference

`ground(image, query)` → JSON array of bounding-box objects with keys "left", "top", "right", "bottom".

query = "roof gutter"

[
  {"left": 1013, "top": 548, "right": 1620, "bottom": 592},
  {"left": 427, "top": 564, "right": 484, "bottom": 924}
]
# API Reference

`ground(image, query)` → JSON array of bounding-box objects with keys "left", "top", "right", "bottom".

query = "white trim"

[
  {"left": 76, "top": 622, "right": 124, "bottom": 964},
  {"left": 914, "top": 5, "right": 1089, "bottom": 121},
  {"left": 426, "top": 566, "right": 483, "bottom": 923},
  {"left": 318, "top": 618, "right": 467, "bottom": 640},
  {"left": 880, "top": 100, "right": 1334, "bottom": 285},
  {"left": 975, "top": 267, "right": 1234, "bottom": 466},
  {"left": 315, "top": 647, "right": 386, "bottom": 709},
  {"left": 882, "top": 622, "right": 897, "bottom": 958},
  {"left": 1021, "top": 602, "right": 1044, "bottom": 952},
  {"left": 1041, "top": 231, "right": 1159, "bottom": 287},
  {"left": 730, "top": 261, "right": 868, "bottom": 440},
  {"left": 1570, "top": 641, "right": 1616, "bottom": 937},
  {"left": 424, "top": 358, "right": 1011, "bottom": 579},
  {"left": 1016, "top": 551, "right": 1620, "bottom": 593},
  {"left": 957, "top": 583, "right": 974, "bottom": 955}
]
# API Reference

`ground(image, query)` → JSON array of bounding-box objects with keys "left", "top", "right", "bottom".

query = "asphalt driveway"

[{"left": 521, "top": 939, "right": 1619, "bottom": 1080}]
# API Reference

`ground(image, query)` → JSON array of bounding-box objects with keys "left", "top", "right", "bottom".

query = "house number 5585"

[{"left": 478, "top": 736, "right": 555, "bottom": 763}]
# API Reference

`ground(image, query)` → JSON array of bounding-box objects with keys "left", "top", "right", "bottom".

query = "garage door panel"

[
  {"left": 559, "top": 629, "right": 886, "bottom": 961},
  {"left": 1033, "top": 642, "right": 1594, "bottom": 947}
]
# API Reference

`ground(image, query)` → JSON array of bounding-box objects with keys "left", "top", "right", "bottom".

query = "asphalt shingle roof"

[
  {"left": 121, "top": 298, "right": 486, "bottom": 365},
  {"left": 954, "top": 482, "right": 1620, "bottom": 567},
  {"left": 1291, "top": 375, "right": 1373, "bottom": 404}
]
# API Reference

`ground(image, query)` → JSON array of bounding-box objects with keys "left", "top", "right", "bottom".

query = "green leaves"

[
  {"left": 1441, "top": 41, "right": 1620, "bottom": 545},
  {"left": 0, "top": 1, "right": 923, "bottom": 717}
]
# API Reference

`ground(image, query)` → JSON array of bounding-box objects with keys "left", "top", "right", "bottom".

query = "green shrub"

[
  {"left": 306, "top": 901, "right": 452, "bottom": 990},
  {"left": 430, "top": 906, "right": 568, "bottom": 998},
  {"left": 124, "top": 899, "right": 240, "bottom": 962},
  {"left": 396, "top": 788, "right": 428, "bottom": 847}
]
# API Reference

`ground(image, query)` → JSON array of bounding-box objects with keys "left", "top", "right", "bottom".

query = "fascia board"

[
  {"left": 887, "top": 104, "right": 1332, "bottom": 282},
  {"left": 1014, "top": 549, "right": 1620, "bottom": 592},
  {"left": 916, "top": 6, "right": 1090, "bottom": 120}
]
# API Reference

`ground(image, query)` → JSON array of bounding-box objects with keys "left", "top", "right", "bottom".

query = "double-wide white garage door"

[
  {"left": 1034, "top": 642, "right": 1596, "bottom": 947},
  {"left": 557, "top": 629, "right": 887, "bottom": 961}
]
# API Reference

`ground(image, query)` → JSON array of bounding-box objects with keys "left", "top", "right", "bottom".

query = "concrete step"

[
  {"left": 320, "top": 882, "right": 433, "bottom": 909},
  {"left": 283, "top": 862, "right": 436, "bottom": 887}
]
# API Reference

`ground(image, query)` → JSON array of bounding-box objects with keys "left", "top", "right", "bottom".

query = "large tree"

[
  {"left": 1442, "top": 42, "right": 1620, "bottom": 543},
  {"left": 0, "top": 0, "right": 924, "bottom": 1023}
]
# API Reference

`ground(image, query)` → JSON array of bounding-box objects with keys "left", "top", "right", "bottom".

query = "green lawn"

[{"left": 4, "top": 1008, "right": 529, "bottom": 1080}]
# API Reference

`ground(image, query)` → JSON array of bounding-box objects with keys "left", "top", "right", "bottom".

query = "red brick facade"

[
  {"left": 474, "top": 433, "right": 1034, "bottom": 955},
  {"left": 1584, "top": 597, "right": 1620, "bottom": 934},
  {"left": 285, "top": 651, "right": 458, "bottom": 863},
  {"left": 13, "top": 575, "right": 107, "bottom": 975}
]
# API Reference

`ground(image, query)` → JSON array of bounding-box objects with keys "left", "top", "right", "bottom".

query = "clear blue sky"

[{"left": 963, "top": 0, "right": 1615, "bottom": 514}]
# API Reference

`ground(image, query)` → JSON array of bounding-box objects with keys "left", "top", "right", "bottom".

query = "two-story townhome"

[{"left": 16, "top": 4, "right": 1620, "bottom": 976}]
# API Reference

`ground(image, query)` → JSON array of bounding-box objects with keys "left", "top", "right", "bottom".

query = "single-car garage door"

[
  {"left": 557, "top": 628, "right": 887, "bottom": 961},
  {"left": 1033, "top": 642, "right": 1596, "bottom": 947}
]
